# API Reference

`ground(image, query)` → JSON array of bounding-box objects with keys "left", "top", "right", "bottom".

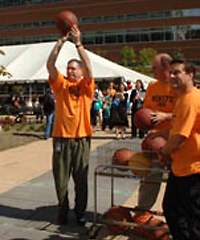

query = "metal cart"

[{"left": 90, "top": 140, "right": 170, "bottom": 239}]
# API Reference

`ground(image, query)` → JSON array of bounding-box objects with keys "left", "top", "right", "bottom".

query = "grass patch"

[{"left": 0, "top": 122, "right": 45, "bottom": 152}]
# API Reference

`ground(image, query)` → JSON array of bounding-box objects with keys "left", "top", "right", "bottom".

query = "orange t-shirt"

[
  {"left": 170, "top": 87, "right": 200, "bottom": 176},
  {"left": 110, "top": 88, "right": 116, "bottom": 97},
  {"left": 49, "top": 71, "right": 95, "bottom": 138},
  {"left": 143, "top": 80, "right": 177, "bottom": 130}
]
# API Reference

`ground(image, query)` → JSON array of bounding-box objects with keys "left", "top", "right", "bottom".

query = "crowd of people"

[
  {"left": 2, "top": 68, "right": 150, "bottom": 143},
  {"left": 90, "top": 78, "right": 146, "bottom": 139},
  {"left": 6, "top": 77, "right": 147, "bottom": 141}
]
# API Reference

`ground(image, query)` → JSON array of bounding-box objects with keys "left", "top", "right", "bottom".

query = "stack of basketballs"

[
  {"left": 111, "top": 108, "right": 168, "bottom": 176},
  {"left": 108, "top": 108, "right": 169, "bottom": 239},
  {"left": 105, "top": 206, "right": 170, "bottom": 240}
]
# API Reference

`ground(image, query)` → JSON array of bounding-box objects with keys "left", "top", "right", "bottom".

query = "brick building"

[{"left": 0, "top": 0, "right": 200, "bottom": 65}]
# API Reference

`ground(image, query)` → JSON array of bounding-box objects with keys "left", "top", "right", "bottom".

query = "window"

[
  {"left": 95, "top": 35, "right": 103, "bottom": 44},
  {"left": 0, "top": 0, "right": 78, "bottom": 8},
  {"left": 105, "top": 31, "right": 117, "bottom": 43},
  {"left": 1, "top": 25, "right": 200, "bottom": 46},
  {"left": 126, "top": 30, "right": 140, "bottom": 43}
]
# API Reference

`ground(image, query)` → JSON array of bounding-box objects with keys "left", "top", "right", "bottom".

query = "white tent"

[{"left": 0, "top": 41, "right": 154, "bottom": 87}]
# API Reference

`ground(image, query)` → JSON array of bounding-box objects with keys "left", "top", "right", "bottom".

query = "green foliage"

[
  {"left": 137, "top": 48, "right": 157, "bottom": 75},
  {"left": 139, "top": 48, "right": 157, "bottom": 67},
  {"left": 95, "top": 48, "right": 107, "bottom": 58},
  {"left": 0, "top": 50, "right": 12, "bottom": 78},
  {"left": 26, "top": 123, "right": 36, "bottom": 132},
  {"left": 172, "top": 48, "right": 184, "bottom": 60},
  {"left": 120, "top": 46, "right": 158, "bottom": 76},
  {"left": 120, "top": 46, "right": 137, "bottom": 67},
  {"left": 16, "top": 125, "right": 23, "bottom": 131},
  {"left": 2, "top": 125, "right": 12, "bottom": 131},
  {"left": 35, "top": 122, "right": 46, "bottom": 132},
  {"left": 16, "top": 123, "right": 26, "bottom": 131}
]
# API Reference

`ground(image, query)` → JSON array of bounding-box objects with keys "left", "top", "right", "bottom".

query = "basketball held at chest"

[{"left": 134, "top": 108, "right": 155, "bottom": 131}]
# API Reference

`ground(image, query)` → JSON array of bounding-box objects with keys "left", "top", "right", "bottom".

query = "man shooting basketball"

[{"left": 46, "top": 25, "right": 94, "bottom": 226}]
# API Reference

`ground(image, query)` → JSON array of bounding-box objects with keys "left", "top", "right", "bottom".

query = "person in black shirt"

[
  {"left": 42, "top": 88, "right": 55, "bottom": 139},
  {"left": 130, "top": 79, "right": 146, "bottom": 138}
]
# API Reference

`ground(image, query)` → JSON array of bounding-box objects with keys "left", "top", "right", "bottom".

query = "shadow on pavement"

[
  {"left": 0, "top": 203, "right": 99, "bottom": 238},
  {"left": 92, "top": 135, "right": 115, "bottom": 140},
  {"left": 10, "top": 236, "right": 80, "bottom": 240},
  {"left": 13, "top": 132, "right": 44, "bottom": 139}
]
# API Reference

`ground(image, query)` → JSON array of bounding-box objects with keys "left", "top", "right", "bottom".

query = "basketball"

[
  {"left": 133, "top": 211, "right": 153, "bottom": 224},
  {"left": 134, "top": 108, "right": 154, "bottom": 131},
  {"left": 148, "top": 217, "right": 164, "bottom": 228},
  {"left": 132, "top": 211, "right": 153, "bottom": 236},
  {"left": 133, "top": 215, "right": 169, "bottom": 240},
  {"left": 105, "top": 205, "right": 132, "bottom": 233},
  {"left": 112, "top": 149, "right": 135, "bottom": 171},
  {"left": 147, "top": 219, "right": 169, "bottom": 240},
  {"left": 56, "top": 10, "right": 78, "bottom": 35},
  {"left": 128, "top": 152, "right": 152, "bottom": 177},
  {"left": 141, "top": 135, "right": 167, "bottom": 160}
]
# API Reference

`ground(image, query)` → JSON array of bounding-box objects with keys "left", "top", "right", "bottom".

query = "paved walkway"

[{"left": 0, "top": 129, "right": 166, "bottom": 240}]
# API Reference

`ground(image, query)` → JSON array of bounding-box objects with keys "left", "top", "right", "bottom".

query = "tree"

[
  {"left": 120, "top": 46, "right": 157, "bottom": 76},
  {"left": 138, "top": 48, "right": 157, "bottom": 75},
  {"left": 95, "top": 48, "right": 107, "bottom": 58},
  {"left": 0, "top": 50, "right": 12, "bottom": 78},
  {"left": 172, "top": 48, "right": 184, "bottom": 60},
  {"left": 120, "top": 46, "right": 137, "bottom": 67}
]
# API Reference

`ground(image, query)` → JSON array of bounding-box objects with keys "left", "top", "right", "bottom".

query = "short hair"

[
  {"left": 67, "top": 59, "right": 83, "bottom": 68},
  {"left": 154, "top": 53, "right": 173, "bottom": 67},
  {"left": 170, "top": 59, "right": 196, "bottom": 77}
]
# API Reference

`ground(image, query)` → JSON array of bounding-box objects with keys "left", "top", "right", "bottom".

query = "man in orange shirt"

[
  {"left": 143, "top": 53, "right": 177, "bottom": 130},
  {"left": 46, "top": 25, "right": 94, "bottom": 226},
  {"left": 159, "top": 60, "right": 200, "bottom": 240},
  {"left": 137, "top": 53, "right": 177, "bottom": 210}
]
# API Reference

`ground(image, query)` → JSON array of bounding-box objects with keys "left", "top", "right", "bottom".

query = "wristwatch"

[{"left": 76, "top": 43, "right": 83, "bottom": 48}]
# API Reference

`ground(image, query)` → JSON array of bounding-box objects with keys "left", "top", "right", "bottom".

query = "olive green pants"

[{"left": 52, "top": 137, "right": 91, "bottom": 217}]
